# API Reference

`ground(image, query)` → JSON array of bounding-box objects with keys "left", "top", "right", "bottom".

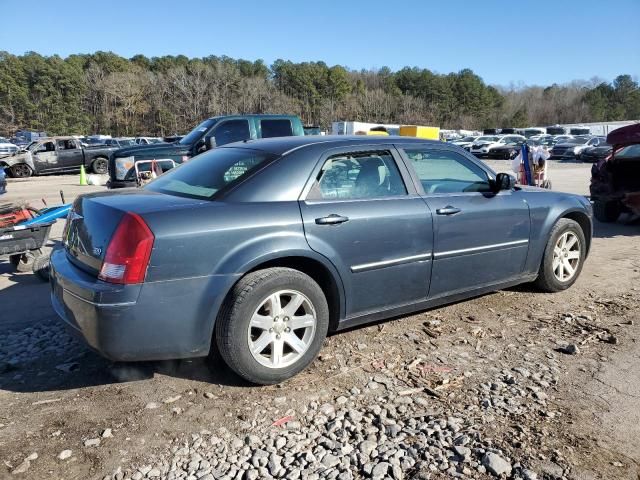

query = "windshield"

[
  {"left": 146, "top": 147, "right": 276, "bottom": 199},
  {"left": 458, "top": 136, "right": 476, "bottom": 142},
  {"left": 565, "top": 138, "right": 589, "bottom": 144},
  {"left": 26, "top": 141, "right": 41, "bottom": 152},
  {"left": 477, "top": 136, "right": 498, "bottom": 142},
  {"left": 178, "top": 119, "right": 217, "bottom": 145},
  {"left": 118, "top": 139, "right": 136, "bottom": 147}
]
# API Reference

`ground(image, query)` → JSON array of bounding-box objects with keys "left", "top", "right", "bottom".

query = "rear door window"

[
  {"left": 307, "top": 150, "right": 407, "bottom": 200},
  {"left": 212, "top": 120, "right": 250, "bottom": 146},
  {"left": 261, "top": 119, "right": 293, "bottom": 138}
]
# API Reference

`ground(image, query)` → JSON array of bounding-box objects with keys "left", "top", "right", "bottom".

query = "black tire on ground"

[
  {"left": 534, "top": 218, "right": 586, "bottom": 293},
  {"left": 214, "top": 267, "right": 329, "bottom": 385},
  {"left": 10, "top": 163, "right": 32, "bottom": 178},
  {"left": 593, "top": 200, "right": 621, "bottom": 223},
  {"left": 32, "top": 252, "right": 51, "bottom": 282},
  {"left": 9, "top": 250, "right": 42, "bottom": 273},
  {"left": 91, "top": 157, "right": 109, "bottom": 175}
]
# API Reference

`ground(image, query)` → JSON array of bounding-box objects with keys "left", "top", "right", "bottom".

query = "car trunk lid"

[{"left": 64, "top": 189, "right": 207, "bottom": 276}]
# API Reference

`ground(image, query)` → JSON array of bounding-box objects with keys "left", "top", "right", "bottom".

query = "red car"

[{"left": 590, "top": 123, "right": 640, "bottom": 222}]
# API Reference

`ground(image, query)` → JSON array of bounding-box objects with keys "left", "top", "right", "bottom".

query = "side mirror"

[{"left": 494, "top": 172, "right": 516, "bottom": 191}]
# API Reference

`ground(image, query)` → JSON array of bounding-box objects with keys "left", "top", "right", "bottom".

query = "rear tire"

[
  {"left": 593, "top": 200, "right": 620, "bottom": 223},
  {"left": 32, "top": 252, "right": 51, "bottom": 282},
  {"left": 214, "top": 267, "right": 329, "bottom": 385},
  {"left": 534, "top": 219, "right": 586, "bottom": 293},
  {"left": 10, "top": 250, "right": 42, "bottom": 273},
  {"left": 10, "top": 164, "right": 32, "bottom": 178},
  {"left": 91, "top": 157, "right": 109, "bottom": 175}
]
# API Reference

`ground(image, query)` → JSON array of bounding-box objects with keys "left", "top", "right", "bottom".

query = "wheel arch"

[
  {"left": 561, "top": 209, "right": 592, "bottom": 256},
  {"left": 244, "top": 255, "right": 344, "bottom": 332}
]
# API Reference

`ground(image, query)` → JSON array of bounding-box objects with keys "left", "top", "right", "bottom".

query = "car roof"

[
  {"left": 219, "top": 135, "right": 443, "bottom": 155},
  {"left": 38, "top": 136, "right": 78, "bottom": 141}
]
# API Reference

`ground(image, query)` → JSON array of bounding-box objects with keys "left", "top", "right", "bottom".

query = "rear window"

[
  {"left": 145, "top": 147, "right": 276, "bottom": 199},
  {"left": 261, "top": 119, "right": 293, "bottom": 138},
  {"left": 617, "top": 144, "right": 640, "bottom": 158}
]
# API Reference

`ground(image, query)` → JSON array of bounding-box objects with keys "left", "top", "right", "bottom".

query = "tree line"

[{"left": 0, "top": 51, "right": 638, "bottom": 137}]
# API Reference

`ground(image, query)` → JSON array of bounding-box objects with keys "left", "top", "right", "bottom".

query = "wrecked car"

[
  {"left": 1, "top": 136, "right": 118, "bottom": 178},
  {"left": 590, "top": 123, "right": 640, "bottom": 222}
]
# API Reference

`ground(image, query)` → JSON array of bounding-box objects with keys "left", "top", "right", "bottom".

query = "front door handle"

[
  {"left": 315, "top": 214, "right": 349, "bottom": 225},
  {"left": 436, "top": 206, "right": 461, "bottom": 215}
]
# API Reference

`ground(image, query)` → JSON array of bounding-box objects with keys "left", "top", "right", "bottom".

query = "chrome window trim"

[{"left": 351, "top": 253, "right": 432, "bottom": 273}]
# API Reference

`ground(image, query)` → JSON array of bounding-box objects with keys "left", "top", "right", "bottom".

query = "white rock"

[{"left": 58, "top": 450, "right": 73, "bottom": 460}]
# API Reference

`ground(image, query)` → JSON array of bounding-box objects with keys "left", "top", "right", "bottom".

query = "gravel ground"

[{"left": 1, "top": 163, "right": 639, "bottom": 480}]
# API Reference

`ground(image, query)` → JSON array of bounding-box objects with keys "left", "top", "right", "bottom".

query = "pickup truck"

[
  {"left": 108, "top": 114, "right": 305, "bottom": 188},
  {"left": 2, "top": 136, "right": 118, "bottom": 178}
]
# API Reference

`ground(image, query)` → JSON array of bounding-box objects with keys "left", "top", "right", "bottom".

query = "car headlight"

[{"left": 115, "top": 156, "right": 135, "bottom": 180}]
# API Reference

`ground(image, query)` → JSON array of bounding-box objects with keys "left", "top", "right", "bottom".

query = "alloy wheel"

[
  {"left": 552, "top": 231, "right": 581, "bottom": 282},
  {"left": 247, "top": 289, "right": 317, "bottom": 369}
]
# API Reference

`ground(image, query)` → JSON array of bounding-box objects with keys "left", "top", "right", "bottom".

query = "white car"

[
  {"left": 135, "top": 137, "right": 164, "bottom": 145},
  {"left": 0, "top": 137, "right": 19, "bottom": 158},
  {"left": 470, "top": 135, "right": 525, "bottom": 157},
  {"left": 450, "top": 136, "right": 480, "bottom": 150}
]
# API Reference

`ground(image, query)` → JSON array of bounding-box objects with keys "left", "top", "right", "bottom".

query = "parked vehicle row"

[
  {"left": 549, "top": 136, "right": 608, "bottom": 160},
  {"left": 460, "top": 132, "right": 612, "bottom": 162}
]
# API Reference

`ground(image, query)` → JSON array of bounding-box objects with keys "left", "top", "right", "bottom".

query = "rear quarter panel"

[{"left": 141, "top": 200, "right": 344, "bottom": 346}]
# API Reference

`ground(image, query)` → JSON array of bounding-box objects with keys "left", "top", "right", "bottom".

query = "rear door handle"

[
  {"left": 315, "top": 214, "right": 349, "bottom": 225},
  {"left": 436, "top": 206, "right": 461, "bottom": 215}
]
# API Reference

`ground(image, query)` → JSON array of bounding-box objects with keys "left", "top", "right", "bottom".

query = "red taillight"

[{"left": 99, "top": 212, "right": 154, "bottom": 284}]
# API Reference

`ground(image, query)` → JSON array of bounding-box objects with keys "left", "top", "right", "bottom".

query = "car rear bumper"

[{"left": 50, "top": 248, "right": 239, "bottom": 362}]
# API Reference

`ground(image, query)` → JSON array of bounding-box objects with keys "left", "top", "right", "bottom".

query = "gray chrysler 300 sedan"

[{"left": 51, "top": 136, "right": 593, "bottom": 384}]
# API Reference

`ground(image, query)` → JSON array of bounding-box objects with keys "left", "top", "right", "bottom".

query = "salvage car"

[
  {"left": 579, "top": 142, "right": 612, "bottom": 163},
  {"left": 104, "top": 138, "right": 137, "bottom": 148},
  {"left": 0, "top": 137, "right": 19, "bottom": 159},
  {"left": 51, "top": 136, "right": 593, "bottom": 384},
  {"left": 108, "top": 114, "right": 305, "bottom": 189},
  {"left": 590, "top": 123, "right": 640, "bottom": 222},
  {"left": 471, "top": 135, "right": 525, "bottom": 158},
  {"left": 1, "top": 137, "right": 118, "bottom": 177},
  {"left": 550, "top": 136, "right": 604, "bottom": 160}
]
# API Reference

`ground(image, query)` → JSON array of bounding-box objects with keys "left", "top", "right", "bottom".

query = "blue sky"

[{"left": 1, "top": 0, "right": 638, "bottom": 87}]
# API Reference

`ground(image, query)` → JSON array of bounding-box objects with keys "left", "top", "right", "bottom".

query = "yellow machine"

[
  {"left": 365, "top": 130, "right": 390, "bottom": 136},
  {"left": 399, "top": 125, "right": 440, "bottom": 140}
]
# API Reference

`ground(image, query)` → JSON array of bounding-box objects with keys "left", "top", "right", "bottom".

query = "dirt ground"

[{"left": 0, "top": 161, "right": 638, "bottom": 480}]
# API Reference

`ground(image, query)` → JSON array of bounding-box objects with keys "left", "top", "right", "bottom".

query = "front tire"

[
  {"left": 10, "top": 164, "right": 32, "bottom": 178},
  {"left": 91, "top": 157, "right": 109, "bottom": 175},
  {"left": 215, "top": 267, "right": 329, "bottom": 385},
  {"left": 534, "top": 219, "right": 586, "bottom": 292}
]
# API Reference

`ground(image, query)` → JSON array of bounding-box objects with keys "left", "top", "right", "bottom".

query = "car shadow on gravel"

[
  {"left": 593, "top": 216, "right": 640, "bottom": 239},
  {"left": 1, "top": 353, "right": 249, "bottom": 394}
]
